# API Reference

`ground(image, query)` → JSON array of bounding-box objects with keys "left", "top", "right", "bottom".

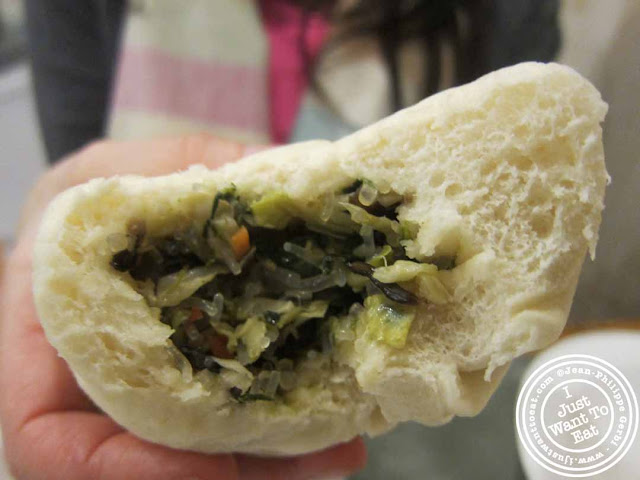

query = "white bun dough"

[{"left": 33, "top": 63, "right": 607, "bottom": 455}]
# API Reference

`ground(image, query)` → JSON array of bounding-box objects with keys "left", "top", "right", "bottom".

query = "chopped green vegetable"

[
  {"left": 250, "top": 192, "right": 297, "bottom": 229},
  {"left": 360, "top": 294, "right": 415, "bottom": 348}
]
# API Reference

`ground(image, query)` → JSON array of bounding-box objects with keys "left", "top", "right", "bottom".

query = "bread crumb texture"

[{"left": 33, "top": 63, "right": 607, "bottom": 454}]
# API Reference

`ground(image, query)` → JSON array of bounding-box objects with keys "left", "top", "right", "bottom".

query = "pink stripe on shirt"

[
  {"left": 112, "top": 48, "right": 269, "bottom": 134},
  {"left": 259, "top": 0, "right": 330, "bottom": 143}
]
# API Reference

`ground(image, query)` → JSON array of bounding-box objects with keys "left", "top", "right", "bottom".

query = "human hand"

[{"left": 0, "top": 135, "right": 367, "bottom": 480}]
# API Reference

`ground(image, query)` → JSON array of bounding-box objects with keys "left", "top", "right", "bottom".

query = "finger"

[
  {"left": 236, "top": 437, "right": 367, "bottom": 480},
  {"left": 0, "top": 237, "right": 96, "bottom": 435},
  {"left": 5, "top": 411, "right": 237, "bottom": 480},
  {"left": 0, "top": 239, "right": 5, "bottom": 303},
  {"left": 58, "top": 133, "right": 246, "bottom": 183}
]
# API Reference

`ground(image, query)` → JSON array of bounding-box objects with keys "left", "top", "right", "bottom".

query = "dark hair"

[{"left": 289, "top": 0, "right": 560, "bottom": 113}]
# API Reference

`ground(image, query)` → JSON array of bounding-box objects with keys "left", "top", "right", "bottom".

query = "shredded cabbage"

[
  {"left": 330, "top": 314, "right": 356, "bottom": 343},
  {"left": 213, "top": 357, "right": 254, "bottom": 377},
  {"left": 152, "top": 265, "right": 227, "bottom": 307},
  {"left": 252, "top": 192, "right": 357, "bottom": 235},
  {"left": 346, "top": 271, "right": 369, "bottom": 291},
  {"left": 360, "top": 294, "right": 415, "bottom": 348},
  {"left": 210, "top": 200, "right": 239, "bottom": 240},
  {"left": 373, "top": 260, "right": 450, "bottom": 304},
  {"left": 215, "top": 358, "right": 254, "bottom": 391},
  {"left": 250, "top": 192, "right": 298, "bottom": 229},
  {"left": 210, "top": 320, "right": 235, "bottom": 339},
  {"left": 208, "top": 235, "right": 242, "bottom": 275},
  {"left": 368, "top": 245, "right": 393, "bottom": 268},
  {"left": 236, "top": 297, "right": 295, "bottom": 320},
  {"left": 339, "top": 202, "right": 400, "bottom": 245},
  {"left": 372, "top": 260, "right": 437, "bottom": 283},
  {"left": 233, "top": 317, "right": 268, "bottom": 363},
  {"left": 278, "top": 300, "right": 329, "bottom": 328},
  {"left": 416, "top": 275, "right": 450, "bottom": 305}
]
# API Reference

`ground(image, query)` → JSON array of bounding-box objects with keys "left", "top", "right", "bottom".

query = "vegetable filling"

[{"left": 110, "top": 180, "right": 452, "bottom": 402}]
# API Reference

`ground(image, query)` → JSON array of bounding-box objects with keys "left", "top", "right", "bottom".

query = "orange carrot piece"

[
  {"left": 189, "top": 307, "right": 203, "bottom": 322},
  {"left": 209, "top": 334, "right": 233, "bottom": 359},
  {"left": 230, "top": 226, "right": 250, "bottom": 260}
]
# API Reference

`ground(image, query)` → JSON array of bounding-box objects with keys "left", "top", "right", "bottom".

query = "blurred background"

[{"left": 0, "top": 0, "right": 638, "bottom": 478}]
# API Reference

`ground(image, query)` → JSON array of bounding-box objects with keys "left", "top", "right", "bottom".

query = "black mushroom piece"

[
  {"left": 347, "top": 261, "right": 419, "bottom": 305},
  {"left": 109, "top": 219, "right": 148, "bottom": 273},
  {"left": 110, "top": 249, "right": 137, "bottom": 272}
]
